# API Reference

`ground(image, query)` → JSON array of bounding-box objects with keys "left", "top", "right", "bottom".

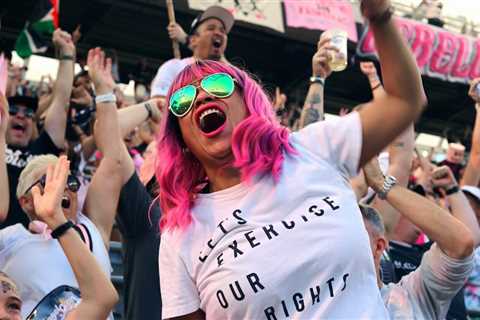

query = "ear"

[
  {"left": 375, "top": 236, "right": 388, "bottom": 256},
  {"left": 18, "top": 195, "right": 35, "bottom": 219},
  {"left": 189, "top": 34, "right": 199, "bottom": 47}
]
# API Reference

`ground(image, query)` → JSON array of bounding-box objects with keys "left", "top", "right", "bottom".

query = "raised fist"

[
  {"left": 52, "top": 29, "right": 75, "bottom": 55},
  {"left": 360, "top": 0, "right": 392, "bottom": 20}
]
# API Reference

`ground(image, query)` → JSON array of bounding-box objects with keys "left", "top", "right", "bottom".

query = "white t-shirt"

[
  {"left": 150, "top": 57, "right": 195, "bottom": 97},
  {"left": 382, "top": 244, "right": 474, "bottom": 319},
  {"left": 159, "top": 112, "right": 390, "bottom": 319},
  {"left": 0, "top": 213, "right": 112, "bottom": 319}
]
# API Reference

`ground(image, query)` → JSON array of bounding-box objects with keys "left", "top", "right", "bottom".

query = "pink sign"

[
  {"left": 284, "top": 0, "right": 358, "bottom": 42},
  {"left": 357, "top": 17, "right": 480, "bottom": 84},
  {"left": 0, "top": 54, "right": 7, "bottom": 96}
]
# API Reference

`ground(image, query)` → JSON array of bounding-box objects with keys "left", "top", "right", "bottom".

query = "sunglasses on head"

[
  {"left": 24, "top": 174, "right": 80, "bottom": 196},
  {"left": 9, "top": 105, "right": 35, "bottom": 119},
  {"left": 169, "top": 72, "right": 236, "bottom": 117}
]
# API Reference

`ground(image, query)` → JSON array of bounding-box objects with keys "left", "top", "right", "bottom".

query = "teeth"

[{"left": 199, "top": 108, "right": 222, "bottom": 121}]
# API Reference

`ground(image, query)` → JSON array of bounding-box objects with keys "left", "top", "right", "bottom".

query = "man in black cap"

[
  {"left": 151, "top": 5, "right": 234, "bottom": 98},
  {"left": 0, "top": 29, "right": 75, "bottom": 229}
]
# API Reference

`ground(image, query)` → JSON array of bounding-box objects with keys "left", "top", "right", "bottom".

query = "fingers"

[
  {"left": 31, "top": 186, "right": 41, "bottom": 205},
  {"left": 45, "top": 164, "right": 55, "bottom": 186},
  {"left": 105, "top": 58, "right": 112, "bottom": 76}
]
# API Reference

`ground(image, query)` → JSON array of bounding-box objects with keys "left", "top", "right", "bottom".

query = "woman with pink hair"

[{"left": 157, "top": 1, "right": 427, "bottom": 319}]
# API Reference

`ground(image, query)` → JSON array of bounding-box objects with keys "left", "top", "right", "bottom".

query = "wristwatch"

[
  {"left": 309, "top": 76, "right": 325, "bottom": 86},
  {"left": 95, "top": 92, "right": 117, "bottom": 104},
  {"left": 377, "top": 175, "right": 397, "bottom": 200}
]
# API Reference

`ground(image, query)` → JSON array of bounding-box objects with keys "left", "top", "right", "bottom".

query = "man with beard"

[
  {"left": 150, "top": 5, "right": 234, "bottom": 99},
  {"left": 1, "top": 29, "right": 74, "bottom": 229}
]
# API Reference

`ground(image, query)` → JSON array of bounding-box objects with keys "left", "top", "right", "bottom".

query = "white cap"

[{"left": 461, "top": 185, "right": 480, "bottom": 202}]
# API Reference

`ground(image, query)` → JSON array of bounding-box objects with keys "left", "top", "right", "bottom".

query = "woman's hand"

[
  {"left": 87, "top": 48, "right": 116, "bottom": 95},
  {"left": 312, "top": 34, "right": 336, "bottom": 79},
  {"left": 31, "top": 156, "right": 70, "bottom": 230}
]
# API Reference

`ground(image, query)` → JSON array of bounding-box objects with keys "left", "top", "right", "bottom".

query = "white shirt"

[
  {"left": 159, "top": 113, "right": 389, "bottom": 319},
  {"left": 150, "top": 57, "right": 195, "bottom": 97},
  {"left": 382, "top": 244, "right": 473, "bottom": 319},
  {"left": 0, "top": 213, "right": 112, "bottom": 319}
]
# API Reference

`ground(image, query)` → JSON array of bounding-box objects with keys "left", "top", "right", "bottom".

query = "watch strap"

[
  {"left": 51, "top": 220, "right": 75, "bottom": 239},
  {"left": 445, "top": 185, "right": 460, "bottom": 195},
  {"left": 309, "top": 76, "right": 325, "bottom": 86}
]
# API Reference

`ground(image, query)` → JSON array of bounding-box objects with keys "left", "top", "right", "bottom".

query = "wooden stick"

[{"left": 166, "top": 0, "right": 181, "bottom": 59}]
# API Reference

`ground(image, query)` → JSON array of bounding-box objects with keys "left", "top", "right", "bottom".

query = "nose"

[{"left": 193, "top": 89, "right": 216, "bottom": 109}]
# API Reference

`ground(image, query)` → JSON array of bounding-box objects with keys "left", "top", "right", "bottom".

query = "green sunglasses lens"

[
  {"left": 170, "top": 85, "right": 196, "bottom": 116},
  {"left": 201, "top": 73, "right": 234, "bottom": 98}
]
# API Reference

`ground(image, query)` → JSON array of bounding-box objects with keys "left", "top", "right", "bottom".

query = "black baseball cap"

[
  {"left": 190, "top": 6, "right": 234, "bottom": 35},
  {"left": 7, "top": 96, "right": 38, "bottom": 112}
]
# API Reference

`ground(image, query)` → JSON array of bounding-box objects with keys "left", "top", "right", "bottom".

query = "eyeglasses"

[
  {"left": 9, "top": 105, "right": 35, "bottom": 119},
  {"left": 169, "top": 72, "right": 236, "bottom": 117},
  {"left": 24, "top": 174, "right": 80, "bottom": 196}
]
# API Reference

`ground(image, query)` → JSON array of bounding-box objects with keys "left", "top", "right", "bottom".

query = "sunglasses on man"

[
  {"left": 9, "top": 105, "right": 35, "bottom": 119},
  {"left": 24, "top": 174, "right": 81, "bottom": 196}
]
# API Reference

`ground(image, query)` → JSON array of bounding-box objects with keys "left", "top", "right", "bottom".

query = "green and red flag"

[{"left": 14, "top": 0, "right": 59, "bottom": 58}]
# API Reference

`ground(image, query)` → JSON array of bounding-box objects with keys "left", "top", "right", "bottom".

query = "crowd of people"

[{"left": 1, "top": 0, "right": 480, "bottom": 319}]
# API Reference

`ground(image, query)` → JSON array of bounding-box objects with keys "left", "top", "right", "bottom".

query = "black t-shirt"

[
  {"left": 116, "top": 172, "right": 161, "bottom": 320},
  {"left": 1, "top": 131, "right": 62, "bottom": 229},
  {"left": 388, "top": 240, "right": 467, "bottom": 320}
]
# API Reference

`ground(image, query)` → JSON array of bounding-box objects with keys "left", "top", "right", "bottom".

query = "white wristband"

[{"left": 95, "top": 93, "right": 117, "bottom": 104}]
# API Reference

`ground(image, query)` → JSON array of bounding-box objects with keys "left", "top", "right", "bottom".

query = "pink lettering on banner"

[
  {"left": 469, "top": 40, "right": 480, "bottom": 79},
  {"left": 411, "top": 24, "right": 436, "bottom": 70},
  {"left": 357, "top": 17, "right": 478, "bottom": 84},
  {"left": 284, "top": 0, "right": 358, "bottom": 42},
  {"left": 429, "top": 31, "right": 457, "bottom": 78},
  {"left": 451, "top": 36, "right": 474, "bottom": 80}
]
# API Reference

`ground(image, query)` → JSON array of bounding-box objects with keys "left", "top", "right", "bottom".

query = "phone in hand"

[{"left": 476, "top": 83, "right": 480, "bottom": 97}]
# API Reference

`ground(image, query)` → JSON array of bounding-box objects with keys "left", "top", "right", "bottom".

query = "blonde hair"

[{"left": 16, "top": 154, "right": 59, "bottom": 199}]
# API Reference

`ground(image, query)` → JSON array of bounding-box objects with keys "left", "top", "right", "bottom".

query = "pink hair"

[{"left": 156, "top": 60, "right": 295, "bottom": 231}]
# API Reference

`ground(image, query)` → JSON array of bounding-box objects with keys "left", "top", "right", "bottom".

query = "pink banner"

[
  {"left": 284, "top": 0, "right": 357, "bottom": 42},
  {"left": 0, "top": 54, "right": 7, "bottom": 96},
  {"left": 357, "top": 17, "right": 480, "bottom": 84}
]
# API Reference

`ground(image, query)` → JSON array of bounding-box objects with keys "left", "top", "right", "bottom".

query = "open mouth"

[
  {"left": 212, "top": 38, "right": 223, "bottom": 48},
  {"left": 197, "top": 107, "right": 226, "bottom": 135},
  {"left": 11, "top": 123, "right": 26, "bottom": 134},
  {"left": 61, "top": 195, "right": 71, "bottom": 209}
]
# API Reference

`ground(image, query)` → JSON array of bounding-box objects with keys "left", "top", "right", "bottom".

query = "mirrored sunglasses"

[{"left": 169, "top": 72, "right": 236, "bottom": 117}]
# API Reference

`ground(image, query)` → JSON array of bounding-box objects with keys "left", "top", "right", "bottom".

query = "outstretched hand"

[
  {"left": 31, "top": 156, "right": 70, "bottom": 229},
  {"left": 87, "top": 48, "right": 116, "bottom": 95},
  {"left": 0, "top": 93, "right": 9, "bottom": 137}
]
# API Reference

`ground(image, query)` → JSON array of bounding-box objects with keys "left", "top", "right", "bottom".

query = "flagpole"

[{"left": 166, "top": 0, "right": 181, "bottom": 59}]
